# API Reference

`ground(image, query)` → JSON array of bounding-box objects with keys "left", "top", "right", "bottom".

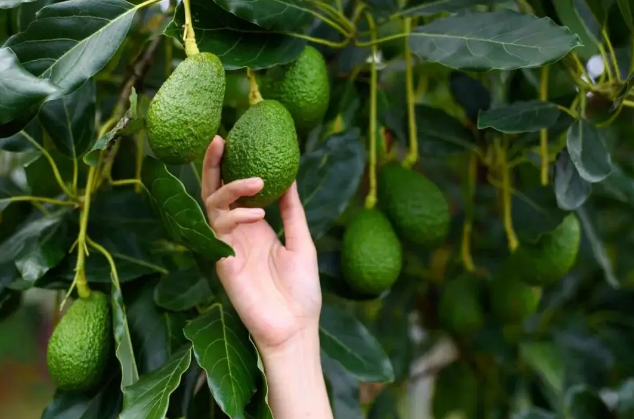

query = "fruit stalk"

[
  {"left": 364, "top": 12, "right": 378, "bottom": 210},
  {"left": 539, "top": 65, "right": 549, "bottom": 186},
  {"left": 182, "top": 0, "right": 199, "bottom": 57},
  {"left": 402, "top": 16, "right": 419, "bottom": 170},
  {"left": 461, "top": 152, "right": 477, "bottom": 272},
  {"left": 246, "top": 68, "right": 263, "bottom": 105},
  {"left": 498, "top": 137, "right": 518, "bottom": 253},
  {"left": 73, "top": 166, "right": 98, "bottom": 300}
]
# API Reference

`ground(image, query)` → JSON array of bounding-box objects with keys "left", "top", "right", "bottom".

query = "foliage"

[{"left": 1, "top": 0, "right": 634, "bottom": 417}]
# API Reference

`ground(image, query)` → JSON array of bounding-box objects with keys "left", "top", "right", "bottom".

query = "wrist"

[{"left": 259, "top": 323, "right": 321, "bottom": 365}]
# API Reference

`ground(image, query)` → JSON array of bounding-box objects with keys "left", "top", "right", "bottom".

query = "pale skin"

[{"left": 201, "top": 135, "right": 334, "bottom": 419}]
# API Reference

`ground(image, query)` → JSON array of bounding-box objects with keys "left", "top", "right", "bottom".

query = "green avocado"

[
  {"left": 432, "top": 360, "right": 479, "bottom": 419},
  {"left": 259, "top": 46, "right": 330, "bottom": 134},
  {"left": 341, "top": 208, "right": 403, "bottom": 295},
  {"left": 489, "top": 262, "right": 542, "bottom": 324},
  {"left": 146, "top": 52, "right": 225, "bottom": 165},
  {"left": 46, "top": 291, "right": 111, "bottom": 391},
  {"left": 378, "top": 162, "right": 450, "bottom": 248},
  {"left": 512, "top": 213, "right": 581, "bottom": 286},
  {"left": 221, "top": 100, "right": 300, "bottom": 208},
  {"left": 438, "top": 273, "right": 484, "bottom": 336}
]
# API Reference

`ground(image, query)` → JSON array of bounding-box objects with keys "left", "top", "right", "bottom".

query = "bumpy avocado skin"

[
  {"left": 438, "top": 273, "right": 484, "bottom": 336},
  {"left": 146, "top": 52, "right": 225, "bottom": 165},
  {"left": 259, "top": 46, "right": 330, "bottom": 134},
  {"left": 513, "top": 213, "right": 581, "bottom": 286},
  {"left": 221, "top": 100, "right": 300, "bottom": 208},
  {"left": 341, "top": 208, "right": 403, "bottom": 295},
  {"left": 378, "top": 162, "right": 450, "bottom": 248},
  {"left": 46, "top": 291, "right": 111, "bottom": 391}
]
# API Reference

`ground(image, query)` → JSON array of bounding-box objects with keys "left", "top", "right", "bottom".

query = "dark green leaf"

[
  {"left": 0, "top": 176, "right": 23, "bottom": 211},
  {"left": 0, "top": 117, "right": 43, "bottom": 152},
  {"left": 408, "top": 10, "right": 581, "bottom": 70},
  {"left": 184, "top": 303, "right": 259, "bottom": 418},
  {"left": 519, "top": 341, "right": 564, "bottom": 398},
  {"left": 0, "top": 289, "right": 22, "bottom": 321},
  {"left": 0, "top": 0, "right": 39, "bottom": 8},
  {"left": 552, "top": 0, "right": 599, "bottom": 59},
  {"left": 617, "top": 0, "right": 634, "bottom": 31},
  {"left": 246, "top": 337, "right": 274, "bottom": 419},
  {"left": 141, "top": 156, "right": 234, "bottom": 262},
  {"left": 165, "top": 0, "right": 305, "bottom": 70},
  {"left": 112, "top": 280, "right": 140, "bottom": 389},
  {"left": 566, "top": 119, "right": 612, "bottom": 183},
  {"left": 213, "top": 0, "right": 312, "bottom": 31},
  {"left": 571, "top": 0, "right": 602, "bottom": 44},
  {"left": 616, "top": 378, "right": 634, "bottom": 416},
  {"left": 38, "top": 79, "right": 96, "bottom": 158},
  {"left": 477, "top": 100, "right": 561, "bottom": 133},
  {"left": 400, "top": 0, "right": 508, "bottom": 17},
  {"left": 554, "top": 149, "right": 591, "bottom": 211},
  {"left": 0, "top": 48, "right": 60, "bottom": 129},
  {"left": 564, "top": 384, "right": 615, "bottom": 419},
  {"left": 154, "top": 264, "right": 213, "bottom": 312},
  {"left": 416, "top": 105, "right": 477, "bottom": 155},
  {"left": 598, "top": 165, "right": 634, "bottom": 207},
  {"left": 575, "top": 206, "right": 619, "bottom": 288},
  {"left": 121, "top": 345, "right": 193, "bottom": 419},
  {"left": 449, "top": 71, "right": 491, "bottom": 121},
  {"left": 322, "top": 354, "right": 363, "bottom": 419},
  {"left": 611, "top": 71, "right": 633, "bottom": 112},
  {"left": 24, "top": 148, "right": 77, "bottom": 197},
  {"left": 5, "top": 0, "right": 141, "bottom": 94},
  {"left": 319, "top": 304, "right": 394, "bottom": 382},
  {"left": 368, "top": 386, "right": 401, "bottom": 419}
]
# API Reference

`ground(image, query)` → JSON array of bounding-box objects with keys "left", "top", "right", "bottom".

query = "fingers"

[
  {"left": 279, "top": 182, "right": 313, "bottom": 252},
  {"left": 201, "top": 136, "right": 224, "bottom": 201},
  {"left": 206, "top": 177, "right": 264, "bottom": 213},
  {"left": 213, "top": 207, "right": 265, "bottom": 235}
]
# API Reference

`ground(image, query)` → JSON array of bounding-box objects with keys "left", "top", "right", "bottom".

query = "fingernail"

[
  {"left": 245, "top": 177, "right": 262, "bottom": 186},
  {"left": 249, "top": 208, "right": 265, "bottom": 217}
]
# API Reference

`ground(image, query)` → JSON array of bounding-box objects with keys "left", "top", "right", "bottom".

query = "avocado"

[
  {"left": 378, "top": 162, "right": 450, "bottom": 248},
  {"left": 46, "top": 291, "right": 111, "bottom": 391},
  {"left": 512, "top": 213, "right": 581, "bottom": 286},
  {"left": 341, "top": 208, "right": 403, "bottom": 295},
  {"left": 146, "top": 52, "right": 225, "bottom": 165},
  {"left": 489, "top": 263, "right": 542, "bottom": 324},
  {"left": 221, "top": 100, "right": 300, "bottom": 208},
  {"left": 438, "top": 273, "right": 484, "bottom": 336},
  {"left": 259, "top": 46, "right": 330, "bottom": 134},
  {"left": 432, "top": 361, "right": 478, "bottom": 419}
]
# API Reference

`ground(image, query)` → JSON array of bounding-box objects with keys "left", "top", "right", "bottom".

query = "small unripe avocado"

[
  {"left": 46, "top": 291, "right": 111, "bottom": 391},
  {"left": 438, "top": 273, "right": 484, "bottom": 336},
  {"left": 146, "top": 52, "right": 225, "bottom": 165},
  {"left": 221, "top": 100, "right": 300, "bottom": 208},
  {"left": 378, "top": 162, "right": 450, "bottom": 248},
  {"left": 341, "top": 208, "right": 403, "bottom": 295},
  {"left": 259, "top": 46, "right": 330, "bottom": 134},
  {"left": 489, "top": 263, "right": 542, "bottom": 324}
]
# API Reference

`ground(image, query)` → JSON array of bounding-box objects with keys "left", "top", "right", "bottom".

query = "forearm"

[{"left": 260, "top": 327, "right": 334, "bottom": 419}]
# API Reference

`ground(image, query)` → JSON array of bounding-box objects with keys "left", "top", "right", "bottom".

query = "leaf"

[
  {"left": 519, "top": 342, "right": 564, "bottom": 398},
  {"left": 449, "top": 71, "right": 491, "bottom": 121},
  {"left": 477, "top": 100, "right": 561, "bottom": 133},
  {"left": 184, "top": 303, "right": 259, "bottom": 418},
  {"left": 142, "top": 157, "right": 233, "bottom": 261},
  {"left": 319, "top": 304, "right": 394, "bottom": 383},
  {"left": 611, "top": 71, "right": 634, "bottom": 112},
  {"left": 0, "top": 176, "right": 23, "bottom": 211},
  {"left": 246, "top": 337, "right": 274, "bottom": 419},
  {"left": 38, "top": 79, "right": 96, "bottom": 158},
  {"left": 368, "top": 386, "right": 401, "bottom": 419},
  {"left": 0, "top": 48, "right": 60, "bottom": 132},
  {"left": 120, "top": 345, "right": 193, "bottom": 419},
  {"left": 0, "top": 117, "right": 43, "bottom": 152},
  {"left": 408, "top": 10, "right": 581, "bottom": 70},
  {"left": 575, "top": 206, "right": 619, "bottom": 288},
  {"left": 552, "top": 0, "right": 599, "bottom": 59},
  {"left": 564, "top": 384, "right": 615, "bottom": 419},
  {"left": 154, "top": 264, "right": 213, "bottom": 312},
  {"left": 0, "top": 0, "right": 39, "bottom": 8},
  {"left": 597, "top": 165, "right": 634, "bottom": 207},
  {"left": 165, "top": 0, "right": 306, "bottom": 70},
  {"left": 616, "top": 378, "right": 634, "bottom": 416},
  {"left": 322, "top": 354, "right": 363, "bottom": 419},
  {"left": 617, "top": 0, "right": 634, "bottom": 31},
  {"left": 400, "top": 0, "right": 509, "bottom": 17},
  {"left": 112, "top": 282, "right": 140, "bottom": 389},
  {"left": 566, "top": 119, "right": 612, "bottom": 183},
  {"left": 4, "top": 0, "right": 140, "bottom": 94},
  {"left": 554, "top": 149, "right": 591, "bottom": 211},
  {"left": 511, "top": 408, "right": 557, "bottom": 419},
  {"left": 213, "top": 0, "right": 312, "bottom": 31},
  {"left": 296, "top": 129, "right": 366, "bottom": 240},
  {"left": 24, "top": 148, "right": 78, "bottom": 197},
  {"left": 415, "top": 105, "right": 477, "bottom": 155}
]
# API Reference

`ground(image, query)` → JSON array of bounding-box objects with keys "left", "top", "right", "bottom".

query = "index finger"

[{"left": 201, "top": 135, "right": 224, "bottom": 200}]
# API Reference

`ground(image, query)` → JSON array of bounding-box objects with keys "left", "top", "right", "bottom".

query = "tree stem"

[
  {"left": 539, "top": 65, "right": 550, "bottom": 186},
  {"left": 0, "top": 196, "right": 75, "bottom": 206},
  {"left": 246, "top": 68, "right": 263, "bottom": 105},
  {"left": 182, "top": 0, "right": 199, "bottom": 56},
  {"left": 73, "top": 166, "right": 98, "bottom": 299},
  {"left": 461, "top": 152, "right": 477, "bottom": 272},
  {"left": 402, "top": 17, "right": 418, "bottom": 169},
  {"left": 364, "top": 12, "right": 378, "bottom": 210},
  {"left": 498, "top": 137, "right": 518, "bottom": 253}
]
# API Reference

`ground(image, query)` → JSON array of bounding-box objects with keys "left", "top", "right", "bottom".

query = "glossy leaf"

[
  {"left": 552, "top": 0, "right": 599, "bottom": 59},
  {"left": 154, "top": 264, "right": 213, "bottom": 312},
  {"left": 575, "top": 206, "right": 619, "bottom": 288},
  {"left": 42, "top": 373, "right": 122, "bottom": 419},
  {"left": 408, "top": 10, "right": 581, "bottom": 70},
  {"left": 416, "top": 105, "right": 477, "bottom": 155},
  {"left": 184, "top": 303, "right": 259, "bottom": 418},
  {"left": 121, "top": 345, "right": 192, "bottom": 419},
  {"left": 4, "top": 0, "right": 140, "bottom": 94},
  {"left": 571, "top": 0, "right": 602, "bottom": 44},
  {"left": 564, "top": 384, "right": 615, "bottom": 419},
  {"left": 319, "top": 304, "right": 394, "bottom": 382},
  {"left": 566, "top": 119, "right": 612, "bottom": 183},
  {"left": 449, "top": 71, "right": 491, "bottom": 121},
  {"left": 400, "top": 0, "right": 508, "bottom": 17},
  {"left": 112, "top": 283, "right": 140, "bottom": 390},
  {"left": 322, "top": 354, "right": 363, "bottom": 419},
  {"left": 0, "top": 0, "right": 39, "bottom": 8},
  {"left": 554, "top": 149, "right": 591, "bottom": 211},
  {"left": 246, "top": 337, "right": 274, "bottom": 419},
  {"left": 0, "top": 177, "right": 22, "bottom": 211},
  {"left": 213, "top": 0, "right": 312, "bottom": 31},
  {"left": 368, "top": 386, "right": 401, "bottom": 419},
  {"left": 477, "top": 100, "right": 561, "bottom": 133},
  {"left": 598, "top": 165, "right": 634, "bottom": 207},
  {"left": 617, "top": 0, "right": 634, "bottom": 31},
  {"left": 165, "top": 0, "right": 305, "bottom": 70},
  {"left": 0, "top": 117, "right": 43, "bottom": 152},
  {"left": 617, "top": 378, "right": 634, "bottom": 416},
  {"left": 38, "top": 79, "right": 96, "bottom": 158},
  {"left": 520, "top": 342, "right": 564, "bottom": 397},
  {"left": 141, "top": 156, "right": 234, "bottom": 262}
]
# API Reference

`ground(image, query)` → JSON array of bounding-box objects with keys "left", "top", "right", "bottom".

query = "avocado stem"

[
  {"left": 73, "top": 166, "right": 98, "bottom": 300},
  {"left": 402, "top": 17, "right": 419, "bottom": 170},
  {"left": 539, "top": 65, "right": 549, "bottom": 186},
  {"left": 364, "top": 11, "right": 378, "bottom": 210},
  {"left": 182, "top": 0, "right": 199, "bottom": 57},
  {"left": 246, "top": 68, "right": 263, "bottom": 105},
  {"left": 461, "top": 152, "right": 478, "bottom": 272},
  {"left": 497, "top": 137, "right": 519, "bottom": 253}
]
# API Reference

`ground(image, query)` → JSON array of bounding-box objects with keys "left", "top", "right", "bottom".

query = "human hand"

[{"left": 201, "top": 136, "right": 322, "bottom": 356}]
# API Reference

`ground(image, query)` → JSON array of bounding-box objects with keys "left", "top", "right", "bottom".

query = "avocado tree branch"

[
  {"left": 364, "top": 12, "right": 378, "bottom": 210},
  {"left": 461, "top": 152, "right": 477, "bottom": 272},
  {"left": 0, "top": 196, "right": 76, "bottom": 207},
  {"left": 402, "top": 17, "right": 419, "bottom": 169},
  {"left": 71, "top": 166, "right": 98, "bottom": 301},
  {"left": 539, "top": 65, "right": 549, "bottom": 186},
  {"left": 182, "top": 0, "right": 199, "bottom": 56},
  {"left": 497, "top": 137, "right": 518, "bottom": 253},
  {"left": 312, "top": 0, "right": 354, "bottom": 33}
]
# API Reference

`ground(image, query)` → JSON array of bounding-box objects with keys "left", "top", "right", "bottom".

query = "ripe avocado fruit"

[
  {"left": 221, "top": 100, "right": 300, "bottom": 208},
  {"left": 512, "top": 213, "right": 581, "bottom": 286},
  {"left": 378, "top": 162, "right": 450, "bottom": 248},
  {"left": 146, "top": 52, "right": 225, "bottom": 165},
  {"left": 46, "top": 291, "right": 111, "bottom": 391},
  {"left": 438, "top": 273, "right": 484, "bottom": 336},
  {"left": 259, "top": 46, "right": 330, "bottom": 134},
  {"left": 341, "top": 208, "right": 403, "bottom": 295},
  {"left": 489, "top": 262, "right": 542, "bottom": 324},
  {"left": 432, "top": 360, "right": 478, "bottom": 419}
]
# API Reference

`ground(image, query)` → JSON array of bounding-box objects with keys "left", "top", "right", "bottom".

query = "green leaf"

[
  {"left": 141, "top": 156, "right": 234, "bottom": 262},
  {"left": 368, "top": 386, "right": 401, "bottom": 419},
  {"left": 519, "top": 342, "right": 564, "bottom": 398},
  {"left": 184, "top": 303, "right": 259, "bottom": 418},
  {"left": 571, "top": 0, "right": 602, "bottom": 44},
  {"left": 213, "top": 0, "right": 312, "bottom": 31},
  {"left": 121, "top": 345, "right": 193, "bottom": 419},
  {"left": 246, "top": 337, "right": 274, "bottom": 419},
  {"left": 112, "top": 282, "right": 140, "bottom": 389},
  {"left": 0, "top": 117, "right": 43, "bottom": 152},
  {"left": 322, "top": 354, "right": 363, "bottom": 419},
  {"left": 0, "top": 0, "right": 39, "bottom": 8},
  {"left": 415, "top": 105, "right": 477, "bottom": 155},
  {"left": 511, "top": 408, "right": 557, "bottom": 419},
  {"left": 616, "top": 378, "right": 634, "bottom": 416},
  {"left": 554, "top": 149, "right": 591, "bottom": 211},
  {"left": 477, "top": 100, "right": 561, "bottom": 134},
  {"left": 597, "top": 165, "right": 634, "bottom": 207},
  {"left": 38, "top": 79, "right": 96, "bottom": 158},
  {"left": 5, "top": 0, "right": 140, "bottom": 94},
  {"left": 400, "top": 0, "right": 508, "bottom": 17},
  {"left": 154, "top": 264, "right": 213, "bottom": 312},
  {"left": 617, "top": 0, "right": 634, "bottom": 31},
  {"left": 449, "top": 71, "right": 491, "bottom": 121},
  {"left": 575, "top": 206, "right": 619, "bottom": 288},
  {"left": 408, "top": 10, "right": 581, "bottom": 70},
  {"left": 24, "top": 148, "right": 77, "bottom": 197},
  {"left": 564, "top": 384, "right": 615, "bottom": 419},
  {"left": 610, "top": 71, "right": 633, "bottom": 112},
  {"left": 0, "top": 48, "right": 60, "bottom": 132},
  {"left": 165, "top": 0, "right": 306, "bottom": 70},
  {"left": 552, "top": 0, "right": 599, "bottom": 59},
  {"left": 566, "top": 119, "right": 612, "bottom": 183},
  {"left": 0, "top": 177, "right": 23, "bottom": 211},
  {"left": 319, "top": 304, "right": 394, "bottom": 382}
]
